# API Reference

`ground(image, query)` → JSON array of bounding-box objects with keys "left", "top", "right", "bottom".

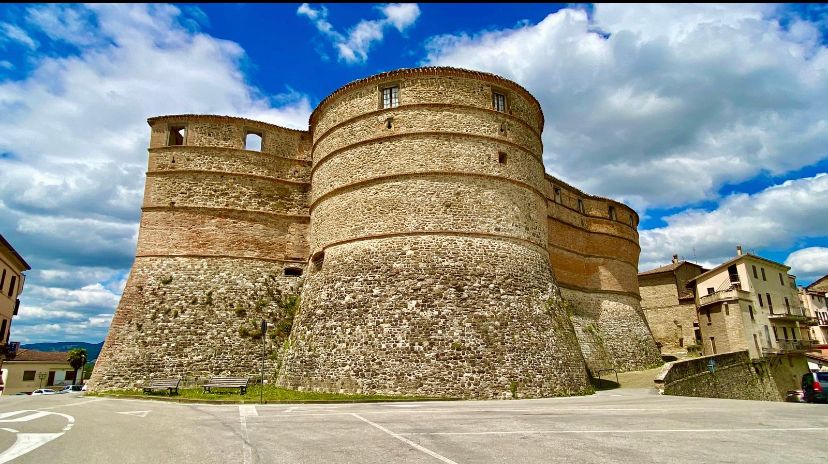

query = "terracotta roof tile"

[{"left": 7, "top": 349, "right": 71, "bottom": 363}]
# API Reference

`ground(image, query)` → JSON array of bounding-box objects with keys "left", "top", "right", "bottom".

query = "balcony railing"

[
  {"left": 768, "top": 309, "right": 808, "bottom": 321},
  {"left": 763, "top": 339, "right": 817, "bottom": 354},
  {"left": 699, "top": 287, "right": 751, "bottom": 307}
]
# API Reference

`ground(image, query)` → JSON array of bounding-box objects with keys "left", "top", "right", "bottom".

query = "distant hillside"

[{"left": 20, "top": 341, "right": 104, "bottom": 361}]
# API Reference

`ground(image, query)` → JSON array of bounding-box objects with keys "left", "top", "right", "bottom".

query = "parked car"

[
  {"left": 801, "top": 372, "right": 828, "bottom": 403},
  {"left": 785, "top": 390, "right": 806, "bottom": 403},
  {"left": 58, "top": 385, "right": 84, "bottom": 394},
  {"left": 31, "top": 389, "right": 56, "bottom": 395}
]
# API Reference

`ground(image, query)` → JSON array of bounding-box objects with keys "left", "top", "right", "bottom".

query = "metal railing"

[{"left": 763, "top": 339, "right": 817, "bottom": 354}]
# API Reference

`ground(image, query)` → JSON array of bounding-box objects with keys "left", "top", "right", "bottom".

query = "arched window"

[{"left": 245, "top": 132, "right": 262, "bottom": 151}]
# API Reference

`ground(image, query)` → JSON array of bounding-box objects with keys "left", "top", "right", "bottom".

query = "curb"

[{"left": 87, "top": 394, "right": 461, "bottom": 405}]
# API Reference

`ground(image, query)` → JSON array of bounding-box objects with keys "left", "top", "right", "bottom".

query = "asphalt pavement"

[{"left": 0, "top": 388, "right": 826, "bottom": 463}]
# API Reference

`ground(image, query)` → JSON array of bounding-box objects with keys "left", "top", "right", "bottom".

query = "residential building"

[
  {"left": 0, "top": 350, "right": 75, "bottom": 395},
  {"left": 0, "top": 234, "right": 29, "bottom": 354},
  {"left": 799, "top": 277, "right": 828, "bottom": 353},
  {"left": 639, "top": 255, "right": 706, "bottom": 353},
  {"left": 691, "top": 246, "right": 811, "bottom": 391}
]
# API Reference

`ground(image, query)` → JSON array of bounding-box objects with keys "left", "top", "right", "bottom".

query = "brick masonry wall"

[
  {"left": 90, "top": 115, "right": 311, "bottom": 390},
  {"left": 655, "top": 351, "right": 783, "bottom": 401}
]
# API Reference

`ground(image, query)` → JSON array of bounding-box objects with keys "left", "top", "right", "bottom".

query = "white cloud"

[
  {"left": 424, "top": 5, "right": 828, "bottom": 211},
  {"left": 1, "top": 22, "right": 38, "bottom": 49},
  {"left": 786, "top": 247, "right": 828, "bottom": 284},
  {"left": 298, "top": 3, "right": 421, "bottom": 64},
  {"left": 0, "top": 4, "right": 312, "bottom": 343},
  {"left": 640, "top": 174, "right": 828, "bottom": 271}
]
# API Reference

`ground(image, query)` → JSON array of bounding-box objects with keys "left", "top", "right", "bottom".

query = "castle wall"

[
  {"left": 279, "top": 69, "right": 591, "bottom": 398},
  {"left": 545, "top": 176, "right": 661, "bottom": 373},
  {"left": 90, "top": 116, "right": 311, "bottom": 389}
]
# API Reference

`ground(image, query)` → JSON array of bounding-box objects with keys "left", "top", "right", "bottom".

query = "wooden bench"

[
  {"left": 202, "top": 377, "right": 249, "bottom": 395},
  {"left": 143, "top": 378, "right": 181, "bottom": 395}
]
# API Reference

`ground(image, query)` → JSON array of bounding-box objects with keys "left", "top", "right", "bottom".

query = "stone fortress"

[{"left": 90, "top": 67, "right": 660, "bottom": 398}]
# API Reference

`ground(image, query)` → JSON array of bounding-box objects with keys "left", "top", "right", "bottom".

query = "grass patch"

[{"left": 92, "top": 385, "right": 444, "bottom": 403}]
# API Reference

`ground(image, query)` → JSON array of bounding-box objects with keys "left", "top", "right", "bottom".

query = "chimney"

[
  {"left": 672, "top": 254, "right": 679, "bottom": 264},
  {"left": 736, "top": 245, "right": 743, "bottom": 256}
]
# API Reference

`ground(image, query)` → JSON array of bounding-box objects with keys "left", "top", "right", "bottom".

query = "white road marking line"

[
  {"left": 352, "top": 413, "right": 459, "bottom": 464},
  {"left": 252, "top": 406, "right": 724, "bottom": 418},
  {"left": 239, "top": 406, "right": 254, "bottom": 464},
  {"left": 0, "top": 412, "right": 51, "bottom": 423},
  {"left": 117, "top": 411, "right": 151, "bottom": 418},
  {"left": 284, "top": 407, "right": 298, "bottom": 413},
  {"left": 239, "top": 405, "right": 258, "bottom": 417},
  {"left": 0, "top": 433, "right": 64, "bottom": 464},
  {"left": 402, "top": 427, "right": 828, "bottom": 436},
  {"left": 37, "top": 398, "right": 107, "bottom": 410},
  {"left": 0, "top": 429, "right": 17, "bottom": 433}
]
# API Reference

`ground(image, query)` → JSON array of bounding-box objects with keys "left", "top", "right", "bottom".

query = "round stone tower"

[{"left": 277, "top": 68, "right": 591, "bottom": 398}]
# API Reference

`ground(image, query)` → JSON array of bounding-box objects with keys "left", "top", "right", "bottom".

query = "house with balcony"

[
  {"left": 799, "top": 277, "right": 828, "bottom": 354},
  {"left": 689, "top": 246, "right": 811, "bottom": 391}
]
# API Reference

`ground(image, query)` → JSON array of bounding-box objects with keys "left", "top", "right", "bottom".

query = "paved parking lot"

[{"left": 0, "top": 388, "right": 826, "bottom": 463}]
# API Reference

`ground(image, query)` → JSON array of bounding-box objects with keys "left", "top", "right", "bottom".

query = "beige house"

[
  {"left": 0, "top": 350, "right": 76, "bottom": 395},
  {"left": 639, "top": 256, "right": 706, "bottom": 354},
  {"left": 799, "top": 277, "right": 828, "bottom": 353},
  {"left": 0, "top": 234, "right": 29, "bottom": 351},
  {"left": 690, "top": 246, "right": 811, "bottom": 391}
]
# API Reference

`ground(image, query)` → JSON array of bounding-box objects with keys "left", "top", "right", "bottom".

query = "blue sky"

[{"left": 1, "top": 3, "right": 827, "bottom": 343}]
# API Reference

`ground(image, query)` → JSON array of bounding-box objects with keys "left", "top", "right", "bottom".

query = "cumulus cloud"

[
  {"left": 297, "top": 3, "right": 420, "bottom": 63},
  {"left": 0, "top": 22, "right": 37, "bottom": 49},
  {"left": 0, "top": 4, "right": 312, "bottom": 343},
  {"left": 639, "top": 174, "right": 828, "bottom": 271},
  {"left": 424, "top": 4, "right": 828, "bottom": 211},
  {"left": 786, "top": 247, "right": 828, "bottom": 285}
]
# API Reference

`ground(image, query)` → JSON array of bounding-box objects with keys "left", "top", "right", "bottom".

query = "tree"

[{"left": 67, "top": 348, "right": 88, "bottom": 386}]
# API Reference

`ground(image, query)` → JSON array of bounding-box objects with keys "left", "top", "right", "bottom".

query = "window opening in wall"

[
  {"left": 23, "top": 370, "right": 35, "bottom": 381},
  {"left": 749, "top": 305, "right": 755, "bottom": 321},
  {"left": 766, "top": 293, "right": 773, "bottom": 313},
  {"left": 577, "top": 199, "right": 585, "bottom": 213},
  {"left": 245, "top": 132, "right": 262, "bottom": 151},
  {"left": 783, "top": 327, "right": 789, "bottom": 339},
  {"left": 754, "top": 334, "right": 761, "bottom": 354},
  {"left": 381, "top": 85, "right": 399, "bottom": 109},
  {"left": 727, "top": 265, "right": 740, "bottom": 286},
  {"left": 385, "top": 117, "right": 393, "bottom": 129},
  {"left": 284, "top": 267, "right": 303, "bottom": 277},
  {"left": 773, "top": 326, "right": 779, "bottom": 340},
  {"left": 168, "top": 125, "right": 186, "bottom": 146},
  {"left": 498, "top": 152, "right": 507, "bottom": 164},
  {"left": 628, "top": 215, "right": 634, "bottom": 227},
  {"left": 765, "top": 325, "right": 772, "bottom": 347},
  {"left": 608, "top": 205, "right": 617, "bottom": 220},
  {"left": 707, "top": 287, "right": 715, "bottom": 295},
  {"left": 779, "top": 273, "right": 785, "bottom": 285},
  {"left": 710, "top": 337, "right": 717, "bottom": 354},
  {"left": 0, "top": 269, "right": 5, "bottom": 291},
  {"left": 791, "top": 327, "right": 797, "bottom": 341},
  {"left": 7, "top": 276, "right": 15, "bottom": 297},
  {"left": 758, "top": 293, "right": 764, "bottom": 307},
  {"left": 784, "top": 297, "right": 790, "bottom": 311},
  {"left": 0, "top": 319, "right": 5, "bottom": 341},
  {"left": 761, "top": 267, "right": 766, "bottom": 281},
  {"left": 724, "top": 303, "right": 729, "bottom": 316},
  {"left": 706, "top": 308, "right": 711, "bottom": 323},
  {"left": 311, "top": 250, "right": 325, "bottom": 271},
  {"left": 752, "top": 265, "right": 758, "bottom": 279},
  {"left": 492, "top": 91, "right": 507, "bottom": 112},
  {"left": 553, "top": 187, "right": 561, "bottom": 203}
]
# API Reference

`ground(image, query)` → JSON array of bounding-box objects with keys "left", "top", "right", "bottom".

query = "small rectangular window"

[
  {"left": 784, "top": 297, "right": 790, "bottom": 310},
  {"left": 492, "top": 92, "right": 507, "bottom": 112},
  {"left": 7, "top": 276, "right": 15, "bottom": 297},
  {"left": 168, "top": 125, "right": 186, "bottom": 146},
  {"left": 608, "top": 205, "right": 617, "bottom": 220},
  {"left": 706, "top": 309, "right": 711, "bottom": 323},
  {"left": 553, "top": 187, "right": 561, "bottom": 203},
  {"left": 766, "top": 293, "right": 773, "bottom": 312},
  {"left": 761, "top": 268, "right": 766, "bottom": 281},
  {"left": 381, "top": 86, "right": 399, "bottom": 109},
  {"left": 23, "top": 370, "right": 35, "bottom": 381},
  {"left": 758, "top": 293, "right": 764, "bottom": 307},
  {"left": 779, "top": 273, "right": 784, "bottom": 286},
  {"left": 749, "top": 305, "right": 754, "bottom": 321},
  {"left": 710, "top": 337, "right": 717, "bottom": 354},
  {"left": 0, "top": 269, "right": 5, "bottom": 292},
  {"left": 498, "top": 152, "right": 507, "bottom": 164},
  {"left": 577, "top": 199, "right": 585, "bottom": 213},
  {"left": 707, "top": 287, "right": 715, "bottom": 295},
  {"left": 752, "top": 265, "right": 758, "bottom": 279},
  {"left": 284, "top": 267, "right": 303, "bottom": 277}
]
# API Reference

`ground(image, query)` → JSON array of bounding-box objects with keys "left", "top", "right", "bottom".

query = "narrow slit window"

[
  {"left": 498, "top": 152, "right": 507, "bottom": 164},
  {"left": 284, "top": 267, "right": 303, "bottom": 277},
  {"left": 492, "top": 92, "right": 506, "bottom": 112},
  {"left": 168, "top": 125, "right": 186, "bottom": 146},
  {"left": 0, "top": 269, "right": 5, "bottom": 291},
  {"left": 245, "top": 132, "right": 262, "bottom": 151},
  {"left": 381, "top": 86, "right": 399, "bottom": 109},
  {"left": 577, "top": 199, "right": 585, "bottom": 213},
  {"left": 7, "top": 276, "right": 15, "bottom": 297},
  {"left": 608, "top": 205, "right": 617, "bottom": 220},
  {"left": 553, "top": 187, "right": 561, "bottom": 203}
]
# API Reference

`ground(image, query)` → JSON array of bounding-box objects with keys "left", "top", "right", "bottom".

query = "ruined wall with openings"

[
  {"left": 277, "top": 68, "right": 591, "bottom": 398},
  {"left": 89, "top": 115, "right": 311, "bottom": 389}
]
